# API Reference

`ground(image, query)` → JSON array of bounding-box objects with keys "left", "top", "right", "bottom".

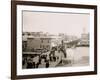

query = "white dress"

[{"left": 32, "top": 56, "right": 39, "bottom": 64}]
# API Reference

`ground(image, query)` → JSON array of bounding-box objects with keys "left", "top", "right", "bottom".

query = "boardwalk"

[{"left": 23, "top": 46, "right": 89, "bottom": 69}]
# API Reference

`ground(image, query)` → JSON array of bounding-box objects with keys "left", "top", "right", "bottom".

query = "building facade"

[
  {"left": 27, "top": 36, "right": 52, "bottom": 51},
  {"left": 22, "top": 32, "right": 62, "bottom": 52}
]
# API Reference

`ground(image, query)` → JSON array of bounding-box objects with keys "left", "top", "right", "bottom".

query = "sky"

[{"left": 23, "top": 11, "right": 90, "bottom": 37}]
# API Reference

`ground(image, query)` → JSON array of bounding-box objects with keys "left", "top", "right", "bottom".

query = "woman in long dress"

[{"left": 38, "top": 59, "right": 46, "bottom": 68}]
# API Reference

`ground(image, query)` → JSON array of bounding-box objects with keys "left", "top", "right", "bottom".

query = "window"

[
  {"left": 40, "top": 45, "right": 42, "bottom": 48},
  {"left": 48, "top": 40, "right": 49, "bottom": 43},
  {"left": 41, "top": 39, "right": 43, "bottom": 43}
]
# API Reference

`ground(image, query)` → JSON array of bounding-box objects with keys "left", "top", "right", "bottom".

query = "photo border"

[{"left": 11, "top": 1, "right": 97, "bottom": 80}]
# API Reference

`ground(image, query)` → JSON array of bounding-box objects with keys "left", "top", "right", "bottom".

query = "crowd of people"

[{"left": 22, "top": 46, "right": 67, "bottom": 69}]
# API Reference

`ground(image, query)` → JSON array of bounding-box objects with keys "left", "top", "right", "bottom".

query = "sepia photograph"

[
  {"left": 11, "top": 1, "right": 97, "bottom": 79},
  {"left": 22, "top": 11, "right": 90, "bottom": 69}
]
